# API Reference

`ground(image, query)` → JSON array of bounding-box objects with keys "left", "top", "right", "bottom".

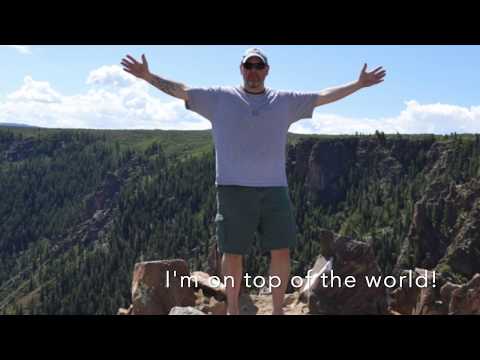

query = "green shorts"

[{"left": 214, "top": 185, "right": 298, "bottom": 255}]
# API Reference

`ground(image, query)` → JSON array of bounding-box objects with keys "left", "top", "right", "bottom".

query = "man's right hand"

[
  {"left": 121, "top": 54, "right": 151, "bottom": 81},
  {"left": 120, "top": 53, "right": 188, "bottom": 101}
]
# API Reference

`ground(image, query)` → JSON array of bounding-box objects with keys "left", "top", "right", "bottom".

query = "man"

[{"left": 121, "top": 47, "right": 386, "bottom": 315}]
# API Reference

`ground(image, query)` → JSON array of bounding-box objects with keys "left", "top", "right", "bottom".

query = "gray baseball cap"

[{"left": 241, "top": 47, "right": 269, "bottom": 65}]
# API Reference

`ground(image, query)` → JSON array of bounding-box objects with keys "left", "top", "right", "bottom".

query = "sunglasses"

[{"left": 243, "top": 62, "right": 267, "bottom": 70}]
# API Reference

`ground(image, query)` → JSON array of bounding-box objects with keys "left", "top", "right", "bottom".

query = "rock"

[
  {"left": 449, "top": 273, "right": 480, "bottom": 314},
  {"left": 389, "top": 282, "right": 420, "bottom": 315},
  {"left": 390, "top": 269, "right": 480, "bottom": 315},
  {"left": 84, "top": 173, "right": 121, "bottom": 217},
  {"left": 308, "top": 230, "right": 388, "bottom": 315},
  {"left": 396, "top": 176, "right": 480, "bottom": 281},
  {"left": 130, "top": 260, "right": 196, "bottom": 315},
  {"left": 288, "top": 137, "right": 435, "bottom": 209},
  {"left": 396, "top": 200, "right": 448, "bottom": 271},
  {"left": 191, "top": 271, "right": 226, "bottom": 301},
  {"left": 209, "top": 300, "right": 227, "bottom": 315},
  {"left": 440, "top": 281, "right": 462, "bottom": 305},
  {"left": 198, "top": 297, "right": 227, "bottom": 315},
  {"left": 169, "top": 306, "right": 206, "bottom": 315},
  {"left": 305, "top": 139, "right": 357, "bottom": 207},
  {"left": 389, "top": 268, "right": 446, "bottom": 315},
  {"left": 286, "top": 139, "right": 316, "bottom": 181},
  {"left": 414, "top": 287, "right": 447, "bottom": 315},
  {"left": 440, "top": 194, "right": 480, "bottom": 279}
]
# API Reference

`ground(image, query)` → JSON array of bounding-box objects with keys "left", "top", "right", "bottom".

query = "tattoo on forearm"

[{"left": 150, "top": 75, "right": 184, "bottom": 97}]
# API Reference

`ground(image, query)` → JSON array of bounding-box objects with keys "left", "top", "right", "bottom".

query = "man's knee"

[
  {"left": 223, "top": 253, "right": 243, "bottom": 261},
  {"left": 222, "top": 253, "right": 243, "bottom": 271},
  {"left": 270, "top": 248, "right": 290, "bottom": 259}
]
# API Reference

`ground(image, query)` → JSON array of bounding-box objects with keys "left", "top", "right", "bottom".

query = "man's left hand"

[{"left": 358, "top": 63, "right": 386, "bottom": 88}]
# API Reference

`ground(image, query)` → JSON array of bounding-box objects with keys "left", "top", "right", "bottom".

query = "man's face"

[{"left": 240, "top": 56, "right": 269, "bottom": 89}]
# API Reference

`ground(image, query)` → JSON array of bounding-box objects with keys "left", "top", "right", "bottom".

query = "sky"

[{"left": 1, "top": 45, "right": 480, "bottom": 135}]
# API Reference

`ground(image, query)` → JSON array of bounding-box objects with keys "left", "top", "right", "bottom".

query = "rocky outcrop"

[
  {"left": 64, "top": 160, "right": 141, "bottom": 251},
  {"left": 130, "top": 260, "right": 196, "bottom": 315},
  {"left": 396, "top": 177, "right": 480, "bottom": 282},
  {"left": 305, "top": 139, "right": 358, "bottom": 206},
  {"left": 287, "top": 136, "right": 435, "bottom": 208},
  {"left": 440, "top": 282, "right": 462, "bottom": 306},
  {"left": 306, "top": 229, "right": 388, "bottom": 315},
  {"left": 438, "top": 181, "right": 480, "bottom": 279},
  {"left": 396, "top": 200, "right": 449, "bottom": 270},
  {"left": 119, "top": 258, "right": 480, "bottom": 315},
  {"left": 449, "top": 273, "right": 480, "bottom": 314},
  {"left": 84, "top": 172, "right": 121, "bottom": 217},
  {"left": 388, "top": 268, "right": 480, "bottom": 315},
  {"left": 389, "top": 268, "right": 447, "bottom": 315},
  {"left": 119, "top": 260, "right": 231, "bottom": 315}
]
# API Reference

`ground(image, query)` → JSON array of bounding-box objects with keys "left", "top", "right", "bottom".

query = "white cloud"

[
  {"left": 1, "top": 45, "right": 32, "bottom": 54},
  {"left": 8, "top": 76, "right": 62, "bottom": 103},
  {"left": 86, "top": 65, "right": 137, "bottom": 88},
  {"left": 1, "top": 65, "right": 480, "bottom": 134},
  {"left": 290, "top": 100, "right": 480, "bottom": 135},
  {"left": 0, "top": 66, "right": 210, "bottom": 130}
]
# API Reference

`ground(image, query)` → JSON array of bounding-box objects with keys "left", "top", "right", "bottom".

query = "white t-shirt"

[{"left": 185, "top": 86, "right": 319, "bottom": 187}]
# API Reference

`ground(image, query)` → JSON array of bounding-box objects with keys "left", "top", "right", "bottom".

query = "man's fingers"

[
  {"left": 362, "top": 63, "right": 367, "bottom": 73},
  {"left": 126, "top": 55, "right": 140, "bottom": 64},
  {"left": 121, "top": 60, "right": 132, "bottom": 68},
  {"left": 371, "top": 66, "right": 383, "bottom": 73},
  {"left": 142, "top": 54, "right": 147, "bottom": 64}
]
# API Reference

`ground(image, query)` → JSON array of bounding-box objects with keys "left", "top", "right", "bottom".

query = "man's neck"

[{"left": 242, "top": 86, "right": 266, "bottom": 95}]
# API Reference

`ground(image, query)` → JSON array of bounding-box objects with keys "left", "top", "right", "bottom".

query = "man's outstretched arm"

[
  {"left": 121, "top": 54, "right": 189, "bottom": 101},
  {"left": 315, "top": 63, "right": 386, "bottom": 107}
]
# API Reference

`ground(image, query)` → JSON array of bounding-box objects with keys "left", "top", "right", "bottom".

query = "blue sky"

[{"left": 1, "top": 45, "right": 480, "bottom": 134}]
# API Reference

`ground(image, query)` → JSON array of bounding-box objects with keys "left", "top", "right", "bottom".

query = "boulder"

[
  {"left": 131, "top": 260, "right": 196, "bottom": 315},
  {"left": 449, "top": 273, "right": 480, "bottom": 314},
  {"left": 308, "top": 230, "right": 388, "bottom": 314}
]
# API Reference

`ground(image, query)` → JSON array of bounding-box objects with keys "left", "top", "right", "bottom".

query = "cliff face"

[
  {"left": 397, "top": 177, "right": 480, "bottom": 282},
  {"left": 392, "top": 140, "right": 480, "bottom": 282},
  {"left": 288, "top": 135, "right": 435, "bottom": 208},
  {"left": 288, "top": 134, "right": 480, "bottom": 284}
]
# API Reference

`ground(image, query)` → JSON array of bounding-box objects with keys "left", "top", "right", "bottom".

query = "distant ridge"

[{"left": 0, "top": 122, "right": 39, "bottom": 128}]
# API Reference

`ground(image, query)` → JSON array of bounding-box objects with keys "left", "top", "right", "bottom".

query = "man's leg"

[
  {"left": 222, "top": 253, "right": 243, "bottom": 315},
  {"left": 269, "top": 248, "right": 290, "bottom": 315}
]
